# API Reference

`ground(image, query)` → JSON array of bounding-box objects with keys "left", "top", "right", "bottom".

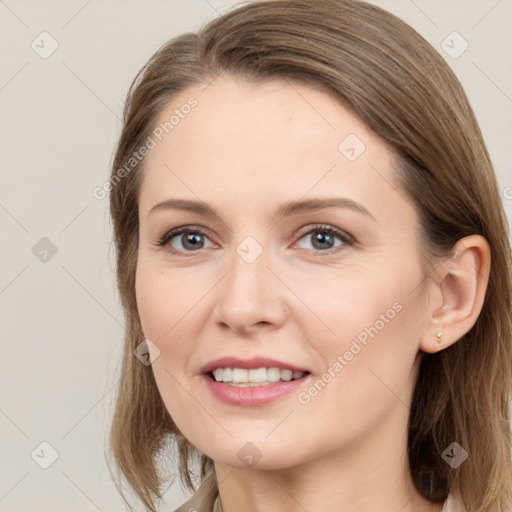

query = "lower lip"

[{"left": 202, "top": 374, "right": 310, "bottom": 407}]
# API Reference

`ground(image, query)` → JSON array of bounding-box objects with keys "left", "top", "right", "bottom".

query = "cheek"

[
  {"left": 296, "top": 261, "right": 425, "bottom": 403},
  {"left": 135, "top": 265, "right": 198, "bottom": 429},
  {"left": 135, "top": 261, "right": 210, "bottom": 400},
  {"left": 291, "top": 300, "right": 423, "bottom": 456},
  {"left": 287, "top": 264, "right": 418, "bottom": 354},
  {"left": 135, "top": 261, "right": 204, "bottom": 342}
]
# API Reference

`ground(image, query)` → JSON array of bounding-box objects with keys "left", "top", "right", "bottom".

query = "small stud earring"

[{"left": 436, "top": 332, "right": 443, "bottom": 344}]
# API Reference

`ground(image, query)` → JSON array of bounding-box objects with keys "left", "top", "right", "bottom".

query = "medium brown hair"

[{"left": 107, "top": 1, "right": 512, "bottom": 510}]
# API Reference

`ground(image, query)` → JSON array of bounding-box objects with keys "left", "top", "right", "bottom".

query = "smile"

[
  {"left": 211, "top": 367, "right": 307, "bottom": 386},
  {"left": 203, "top": 368, "right": 311, "bottom": 407}
]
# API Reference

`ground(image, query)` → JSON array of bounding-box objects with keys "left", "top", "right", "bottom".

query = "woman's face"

[{"left": 135, "top": 76, "right": 432, "bottom": 469}]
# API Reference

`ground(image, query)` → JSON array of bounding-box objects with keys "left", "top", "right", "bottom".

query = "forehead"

[
  {"left": 138, "top": 75, "right": 402, "bottom": 220},
  {"left": 148, "top": 76, "right": 380, "bottom": 161}
]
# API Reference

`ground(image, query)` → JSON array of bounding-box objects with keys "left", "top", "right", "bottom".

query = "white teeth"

[
  {"left": 232, "top": 368, "right": 248, "bottom": 383},
  {"left": 211, "top": 367, "right": 306, "bottom": 384},
  {"left": 221, "top": 368, "right": 232, "bottom": 383},
  {"left": 280, "top": 369, "right": 293, "bottom": 381},
  {"left": 267, "top": 367, "right": 281, "bottom": 382},
  {"left": 248, "top": 368, "right": 267, "bottom": 383}
]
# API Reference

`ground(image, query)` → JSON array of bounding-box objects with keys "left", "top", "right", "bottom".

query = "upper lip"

[{"left": 200, "top": 356, "right": 310, "bottom": 375}]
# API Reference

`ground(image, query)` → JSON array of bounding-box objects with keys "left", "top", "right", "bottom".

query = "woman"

[{"left": 107, "top": 1, "right": 512, "bottom": 511}]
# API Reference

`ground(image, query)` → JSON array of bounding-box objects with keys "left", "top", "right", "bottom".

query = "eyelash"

[{"left": 156, "top": 224, "right": 355, "bottom": 257}]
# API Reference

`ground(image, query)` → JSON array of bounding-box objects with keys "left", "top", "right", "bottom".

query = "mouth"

[
  {"left": 200, "top": 358, "right": 312, "bottom": 406},
  {"left": 207, "top": 367, "right": 310, "bottom": 387},
  {"left": 200, "top": 356, "right": 311, "bottom": 406}
]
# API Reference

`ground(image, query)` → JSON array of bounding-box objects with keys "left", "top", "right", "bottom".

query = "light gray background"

[{"left": 0, "top": 0, "right": 511, "bottom": 510}]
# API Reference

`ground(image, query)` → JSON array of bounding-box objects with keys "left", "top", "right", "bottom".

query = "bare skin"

[{"left": 135, "top": 76, "right": 490, "bottom": 512}]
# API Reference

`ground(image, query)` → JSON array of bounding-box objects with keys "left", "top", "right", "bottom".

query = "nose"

[{"left": 211, "top": 245, "right": 287, "bottom": 335}]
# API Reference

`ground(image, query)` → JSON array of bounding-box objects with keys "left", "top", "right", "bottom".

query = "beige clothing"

[
  {"left": 173, "top": 471, "right": 458, "bottom": 512},
  {"left": 173, "top": 472, "right": 222, "bottom": 512}
]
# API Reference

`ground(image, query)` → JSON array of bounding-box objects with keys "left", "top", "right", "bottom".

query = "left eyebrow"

[
  {"left": 276, "top": 197, "right": 376, "bottom": 221},
  {"left": 147, "top": 197, "right": 376, "bottom": 222}
]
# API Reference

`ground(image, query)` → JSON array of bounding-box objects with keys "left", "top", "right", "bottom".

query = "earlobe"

[{"left": 419, "top": 235, "right": 491, "bottom": 354}]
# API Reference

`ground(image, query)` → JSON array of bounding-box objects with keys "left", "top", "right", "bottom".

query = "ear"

[{"left": 419, "top": 235, "right": 491, "bottom": 354}]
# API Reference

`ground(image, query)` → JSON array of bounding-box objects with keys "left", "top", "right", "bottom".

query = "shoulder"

[{"left": 172, "top": 471, "right": 218, "bottom": 512}]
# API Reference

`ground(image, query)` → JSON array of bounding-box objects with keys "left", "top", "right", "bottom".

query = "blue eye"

[
  {"left": 157, "top": 224, "right": 354, "bottom": 256},
  {"left": 157, "top": 227, "right": 213, "bottom": 252},
  {"left": 295, "top": 224, "right": 353, "bottom": 253}
]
